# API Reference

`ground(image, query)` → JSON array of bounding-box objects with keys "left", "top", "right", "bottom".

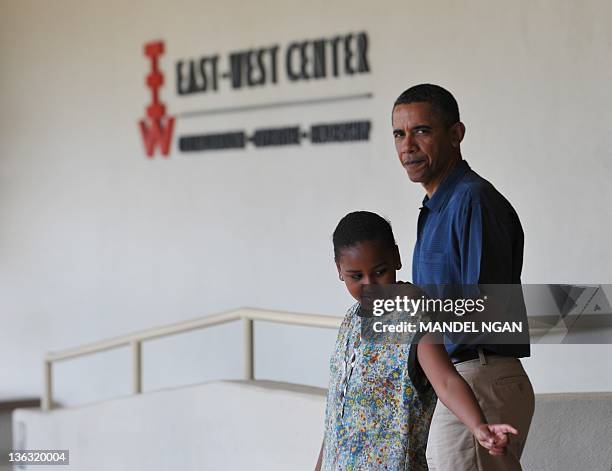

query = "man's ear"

[
  {"left": 450, "top": 121, "right": 466, "bottom": 148},
  {"left": 394, "top": 245, "right": 402, "bottom": 270}
]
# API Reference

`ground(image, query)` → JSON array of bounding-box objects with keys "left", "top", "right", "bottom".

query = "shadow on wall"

[{"left": 0, "top": 399, "right": 40, "bottom": 470}]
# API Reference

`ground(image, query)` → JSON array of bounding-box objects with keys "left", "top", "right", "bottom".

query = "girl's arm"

[{"left": 416, "top": 336, "right": 517, "bottom": 455}]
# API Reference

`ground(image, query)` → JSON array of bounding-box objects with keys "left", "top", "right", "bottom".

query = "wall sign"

[
  {"left": 176, "top": 32, "right": 370, "bottom": 94},
  {"left": 139, "top": 41, "right": 175, "bottom": 157},
  {"left": 138, "top": 33, "right": 372, "bottom": 158}
]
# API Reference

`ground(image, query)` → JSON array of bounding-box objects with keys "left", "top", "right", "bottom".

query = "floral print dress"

[{"left": 322, "top": 303, "right": 436, "bottom": 470}]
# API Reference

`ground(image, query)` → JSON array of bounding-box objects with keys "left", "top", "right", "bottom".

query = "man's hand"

[{"left": 472, "top": 423, "right": 518, "bottom": 456}]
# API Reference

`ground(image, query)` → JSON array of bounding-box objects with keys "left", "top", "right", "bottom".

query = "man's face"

[{"left": 391, "top": 102, "right": 464, "bottom": 193}]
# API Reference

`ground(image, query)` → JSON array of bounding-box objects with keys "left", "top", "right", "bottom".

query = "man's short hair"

[{"left": 393, "top": 84, "right": 460, "bottom": 127}]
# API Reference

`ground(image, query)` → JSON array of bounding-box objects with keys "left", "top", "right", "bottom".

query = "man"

[{"left": 391, "top": 84, "right": 534, "bottom": 471}]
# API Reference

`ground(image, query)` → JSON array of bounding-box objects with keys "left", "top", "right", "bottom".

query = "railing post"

[
  {"left": 243, "top": 317, "right": 254, "bottom": 380},
  {"left": 132, "top": 341, "right": 142, "bottom": 394},
  {"left": 42, "top": 360, "right": 53, "bottom": 411}
]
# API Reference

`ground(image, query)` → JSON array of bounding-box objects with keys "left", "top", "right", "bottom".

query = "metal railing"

[{"left": 42, "top": 308, "right": 342, "bottom": 410}]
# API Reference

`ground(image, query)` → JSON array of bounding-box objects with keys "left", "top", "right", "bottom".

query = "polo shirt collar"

[{"left": 422, "top": 159, "right": 470, "bottom": 211}]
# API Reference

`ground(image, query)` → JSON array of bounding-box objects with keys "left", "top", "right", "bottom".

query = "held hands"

[{"left": 471, "top": 423, "right": 519, "bottom": 456}]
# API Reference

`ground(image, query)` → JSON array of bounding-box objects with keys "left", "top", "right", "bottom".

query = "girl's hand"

[{"left": 472, "top": 423, "right": 518, "bottom": 456}]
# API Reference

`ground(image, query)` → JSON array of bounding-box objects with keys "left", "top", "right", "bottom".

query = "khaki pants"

[{"left": 426, "top": 356, "right": 535, "bottom": 471}]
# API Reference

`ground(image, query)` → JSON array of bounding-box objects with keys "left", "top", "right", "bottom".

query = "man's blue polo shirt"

[{"left": 412, "top": 159, "right": 529, "bottom": 358}]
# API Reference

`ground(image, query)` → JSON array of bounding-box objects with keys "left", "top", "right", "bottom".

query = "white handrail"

[
  {"left": 42, "top": 308, "right": 342, "bottom": 410},
  {"left": 41, "top": 307, "right": 602, "bottom": 410}
]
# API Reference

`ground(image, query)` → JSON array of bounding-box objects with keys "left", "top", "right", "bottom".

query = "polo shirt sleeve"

[
  {"left": 458, "top": 201, "right": 484, "bottom": 285},
  {"left": 457, "top": 192, "right": 520, "bottom": 285}
]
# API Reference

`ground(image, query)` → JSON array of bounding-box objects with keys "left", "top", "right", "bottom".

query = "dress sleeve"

[{"left": 407, "top": 338, "right": 431, "bottom": 396}]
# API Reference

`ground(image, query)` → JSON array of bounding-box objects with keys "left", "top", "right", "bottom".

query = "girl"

[{"left": 316, "top": 211, "right": 517, "bottom": 470}]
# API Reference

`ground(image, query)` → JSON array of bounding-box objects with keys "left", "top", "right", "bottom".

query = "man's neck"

[{"left": 423, "top": 157, "right": 462, "bottom": 198}]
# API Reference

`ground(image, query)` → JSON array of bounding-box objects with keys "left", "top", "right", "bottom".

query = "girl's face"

[{"left": 336, "top": 239, "right": 401, "bottom": 302}]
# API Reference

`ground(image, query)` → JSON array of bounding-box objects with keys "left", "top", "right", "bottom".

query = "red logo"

[{"left": 139, "top": 41, "right": 175, "bottom": 157}]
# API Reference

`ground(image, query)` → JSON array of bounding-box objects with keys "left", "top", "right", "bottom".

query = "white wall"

[
  {"left": 12, "top": 381, "right": 612, "bottom": 471},
  {"left": 1, "top": 0, "right": 612, "bottom": 404},
  {"left": 13, "top": 381, "right": 327, "bottom": 471}
]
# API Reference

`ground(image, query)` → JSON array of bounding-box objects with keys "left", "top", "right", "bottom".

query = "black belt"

[
  {"left": 451, "top": 349, "right": 482, "bottom": 364},
  {"left": 451, "top": 349, "right": 518, "bottom": 364}
]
